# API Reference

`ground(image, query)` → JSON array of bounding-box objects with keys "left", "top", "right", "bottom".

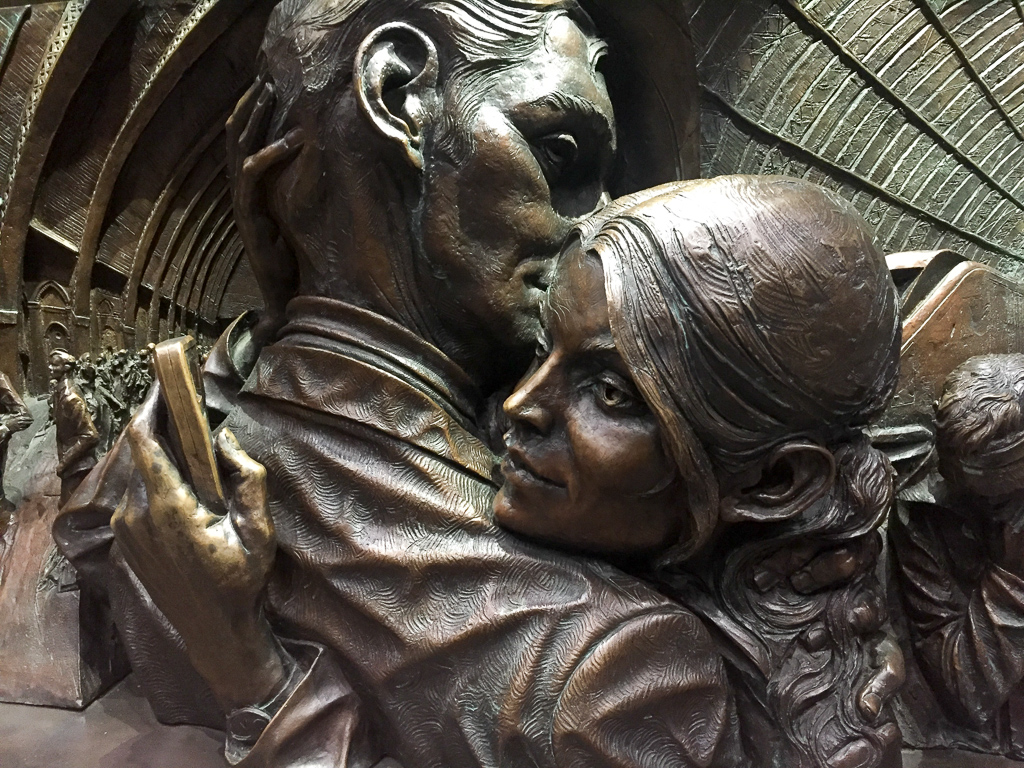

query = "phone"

[{"left": 152, "top": 336, "right": 226, "bottom": 513}]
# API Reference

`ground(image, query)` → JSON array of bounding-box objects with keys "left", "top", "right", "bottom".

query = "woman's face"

[{"left": 493, "top": 241, "right": 686, "bottom": 557}]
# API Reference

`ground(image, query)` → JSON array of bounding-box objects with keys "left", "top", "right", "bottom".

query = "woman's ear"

[
  {"left": 354, "top": 22, "right": 440, "bottom": 170},
  {"left": 719, "top": 441, "right": 836, "bottom": 524}
]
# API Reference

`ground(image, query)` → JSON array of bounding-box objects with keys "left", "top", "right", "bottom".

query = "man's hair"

[
  {"left": 936, "top": 353, "right": 1024, "bottom": 496},
  {"left": 262, "top": 0, "right": 593, "bottom": 157}
]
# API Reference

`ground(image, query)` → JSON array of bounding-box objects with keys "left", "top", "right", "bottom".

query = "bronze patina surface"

[{"left": 2, "top": 1, "right": 1024, "bottom": 766}]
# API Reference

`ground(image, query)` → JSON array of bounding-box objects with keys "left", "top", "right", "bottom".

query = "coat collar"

[{"left": 243, "top": 297, "right": 496, "bottom": 484}]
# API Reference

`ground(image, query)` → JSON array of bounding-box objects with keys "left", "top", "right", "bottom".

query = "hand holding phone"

[{"left": 152, "top": 336, "right": 226, "bottom": 513}]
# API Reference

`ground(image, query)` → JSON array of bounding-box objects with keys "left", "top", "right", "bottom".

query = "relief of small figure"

[
  {"left": 49, "top": 351, "right": 100, "bottom": 508},
  {"left": 494, "top": 175, "right": 905, "bottom": 768},
  {"left": 0, "top": 370, "right": 32, "bottom": 527},
  {"left": 890, "top": 353, "right": 1024, "bottom": 759}
]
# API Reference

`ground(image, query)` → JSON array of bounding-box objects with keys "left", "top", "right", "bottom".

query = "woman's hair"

[
  {"left": 576, "top": 175, "right": 901, "bottom": 560},
  {"left": 574, "top": 176, "right": 902, "bottom": 766}
]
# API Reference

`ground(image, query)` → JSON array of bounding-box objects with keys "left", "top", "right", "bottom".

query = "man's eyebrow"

[{"left": 523, "top": 92, "right": 613, "bottom": 138}]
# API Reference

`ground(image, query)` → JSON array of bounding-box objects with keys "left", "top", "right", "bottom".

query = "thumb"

[
  {"left": 858, "top": 636, "right": 906, "bottom": 721},
  {"left": 216, "top": 428, "right": 275, "bottom": 555}
]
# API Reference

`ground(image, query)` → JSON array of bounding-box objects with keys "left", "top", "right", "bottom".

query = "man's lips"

[{"left": 502, "top": 443, "right": 566, "bottom": 490}]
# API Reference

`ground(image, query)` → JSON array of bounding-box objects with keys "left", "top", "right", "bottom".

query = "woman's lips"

[{"left": 502, "top": 444, "right": 566, "bottom": 490}]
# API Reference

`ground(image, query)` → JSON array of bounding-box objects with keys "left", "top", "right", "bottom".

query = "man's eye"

[
  {"left": 535, "top": 335, "right": 552, "bottom": 361},
  {"left": 534, "top": 133, "right": 579, "bottom": 180}
]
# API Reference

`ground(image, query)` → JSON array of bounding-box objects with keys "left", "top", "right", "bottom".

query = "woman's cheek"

[{"left": 576, "top": 419, "right": 668, "bottom": 496}]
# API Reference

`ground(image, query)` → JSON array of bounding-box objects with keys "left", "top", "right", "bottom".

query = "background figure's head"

[
  {"left": 936, "top": 354, "right": 1024, "bottom": 503},
  {"left": 48, "top": 351, "right": 77, "bottom": 383},
  {"left": 254, "top": 0, "right": 617, "bottom": 391}
]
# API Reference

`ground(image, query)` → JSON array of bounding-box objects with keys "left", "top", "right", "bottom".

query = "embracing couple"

[{"left": 56, "top": 2, "right": 904, "bottom": 767}]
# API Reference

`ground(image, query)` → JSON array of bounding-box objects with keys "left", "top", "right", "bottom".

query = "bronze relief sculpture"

[
  {"left": 49, "top": 350, "right": 101, "bottom": 507},
  {"left": 53, "top": 2, "right": 900, "bottom": 766},
  {"left": 4, "top": 0, "right": 1024, "bottom": 766},
  {"left": 867, "top": 250, "right": 1024, "bottom": 758},
  {"left": 889, "top": 353, "right": 1024, "bottom": 759}
]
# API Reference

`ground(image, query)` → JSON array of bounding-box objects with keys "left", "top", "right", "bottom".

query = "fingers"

[
  {"left": 226, "top": 77, "right": 264, "bottom": 149},
  {"left": 229, "top": 77, "right": 305, "bottom": 209},
  {"left": 753, "top": 542, "right": 818, "bottom": 592},
  {"left": 825, "top": 737, "right": 874, "bottom": 768},
  {"left": 826, "top": 722, "right": 900, "bottom": 768},
  {"left": 858, "top": 637, "right": 906, "bottom": 722},
  {"left": 125, "top": 397, "right": 202, "bottom": 529},
  {"left": 231, "top": 111, "right": 302, "bottom": 343},
  {"left": 791, "top": 534, "right": 880, "bottom": 594},
  {"left": 238, "top": 128, "right": 305, "bottom": 198},
  {"left": 227, "top": 75, "right": 270, "bottom": 184},
  {"left": 791, "top": 546, "right": 860, "bottom": 593},
  {"left": 216, "top": 429, "right": 275, "bottom": 557},
  {"left": 126, "top": 417, "right": 183, "bottom": 503},
  {"left": 238, "top": 82, "right": 276, "bottom": 161},
  {"left": 234, "top": 127, "right": 304, "bottom": 243}
]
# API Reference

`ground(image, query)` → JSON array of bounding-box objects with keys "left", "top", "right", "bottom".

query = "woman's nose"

[{"left": 504, "top": 370, "right": 554, "bottom": 435}]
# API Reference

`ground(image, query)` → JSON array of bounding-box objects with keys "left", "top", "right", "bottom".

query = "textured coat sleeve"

[
  {"left": 890, "top": 503, "right": 1024, "bottom": 723},
  {"left": 552, "top": 610, "right": 742, "bottom": 768},
  {"left": 231, "top": 642, "right": 384, "bottom": 768}
]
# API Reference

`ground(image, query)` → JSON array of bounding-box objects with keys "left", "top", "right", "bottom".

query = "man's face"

[
  {"left": 418, "top": 14, "right": 616, "bottom": 384},
  {"left": 49, "top": 358, "right": 67, "bottom": 381}
]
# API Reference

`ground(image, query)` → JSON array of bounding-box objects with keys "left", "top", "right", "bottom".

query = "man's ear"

[
  {"left": 720, "top": 441, "right": 836, "bottom": 524},
  {"left": 354, "top": 22, "right": 440, "bottom": 170}
]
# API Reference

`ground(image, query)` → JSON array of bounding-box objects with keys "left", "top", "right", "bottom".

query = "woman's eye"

[
  {"left": 534, "top": 133, "right": 579, "bottom": 180},
  {"left": 595, "top": 379, "right": 636, "bottom": 410}
]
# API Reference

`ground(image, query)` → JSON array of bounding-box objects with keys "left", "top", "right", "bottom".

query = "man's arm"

[
  {"left": 114, "top": 404, "right": 287, "bottom": 712},
  {"left": 113, "top": 393, "right": 383, "bottom": 767},
  {"left": 890, "top": 502, "right": 1024, "bottom": 722}
]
